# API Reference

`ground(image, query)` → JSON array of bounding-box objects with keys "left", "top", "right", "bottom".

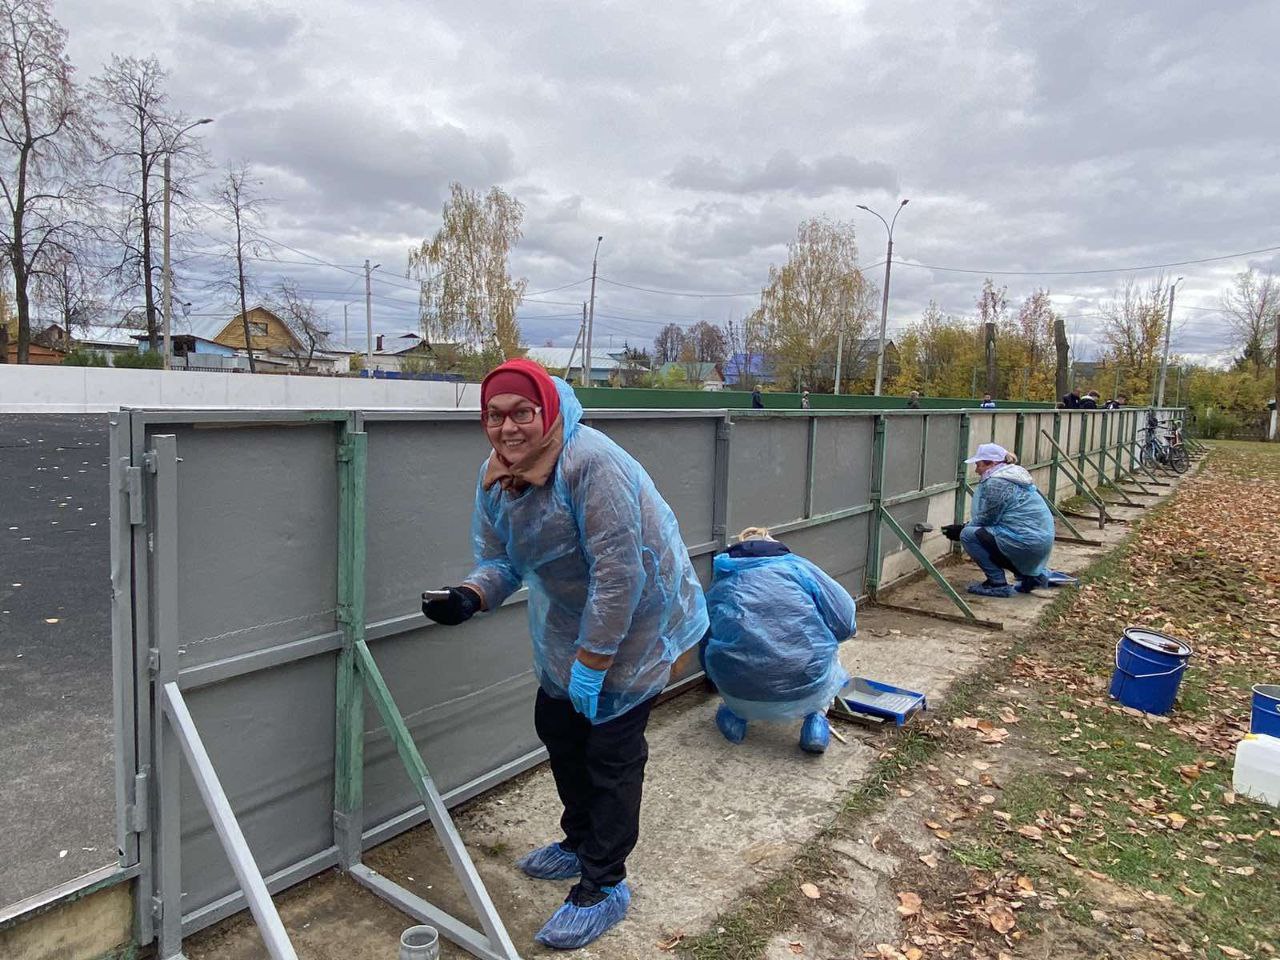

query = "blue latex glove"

[{"left": 568, "top": 660, "right": 607, "bottom": 721}]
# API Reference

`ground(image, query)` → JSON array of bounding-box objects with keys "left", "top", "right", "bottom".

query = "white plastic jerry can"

[{"left": 1232, "top": 734, "right": 1280, "bottom": 807}]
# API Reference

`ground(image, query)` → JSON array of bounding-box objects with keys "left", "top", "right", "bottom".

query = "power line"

[{"left": 896, "top": 242, "right": 1280, "bottom": 277}]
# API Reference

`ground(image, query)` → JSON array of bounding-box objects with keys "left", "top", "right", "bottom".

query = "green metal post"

[
  {"left": 1048, "top": 412, "right": 1062, "bottom": 502},
  {"left": 953, "top": 413, "right": 971, "bottom": 555},
  {"left": 334, "top": 419, "right": 367, "bottom": 869},
  {"left": 865, "top": 415, "right": 887, "bottom": 596},
  {"left": 1098, "top": 413, "right": 1110, "bottom": 486},
  {"left": 1014, "top": 412, "right": 1026, "bottom": 463},
  {"left": 1075, "top": 415, "right": 1087, "bottom": 495}
]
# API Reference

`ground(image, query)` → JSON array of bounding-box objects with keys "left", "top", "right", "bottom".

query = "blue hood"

[{"left": 552, "top": 377, "right": 584, "bottom": 439}]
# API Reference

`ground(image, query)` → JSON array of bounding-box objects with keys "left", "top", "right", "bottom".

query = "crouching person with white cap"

[{"left": 944, "top": 443, "right": 1055, "bottom": 598}]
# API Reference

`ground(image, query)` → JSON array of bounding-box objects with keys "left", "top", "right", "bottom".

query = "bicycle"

[{"left": 1139, "top": 419, "right": 1189, "bottom": 474}]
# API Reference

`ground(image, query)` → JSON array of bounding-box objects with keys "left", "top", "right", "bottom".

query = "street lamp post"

[
  {"left": 161, "top": 117, "right": 214, "bottom": 369},
  {"left": 858, "top": 199, "right": 909, "bottom": 396},
  {"left": 1156, "top": 276, "right": 1184, "bottom": 408}
]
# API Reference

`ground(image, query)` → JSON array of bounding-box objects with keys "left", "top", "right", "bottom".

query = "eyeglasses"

[{"left": 483, "top": 406, "right": 540, "bottom": 427}]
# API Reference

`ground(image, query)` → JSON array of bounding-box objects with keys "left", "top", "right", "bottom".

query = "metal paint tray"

[{"left": 832, "top": 677, "right": 927, "bottom": 726}]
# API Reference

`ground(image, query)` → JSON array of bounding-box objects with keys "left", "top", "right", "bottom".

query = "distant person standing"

[
  {"left": 751, "top": 386, "right": 764, "bottom": 409},
  {"left": 1103, "top": 394, "right": 1126, "bottom": 410},
  {"left": 980, "top": 393, "right": 997, "bottom": 409},
  {"left": 906, "top": 390, "right": 922, "bottom": 409},
  {"left": 1079, "top": 390, "right": 1099, "bottom": 410},
  {"left": 800, "top": 390, "right": 810, "bottom": 410},
  {"left": 1061, "top": 387, "right": 1081, "bottom": 409}
]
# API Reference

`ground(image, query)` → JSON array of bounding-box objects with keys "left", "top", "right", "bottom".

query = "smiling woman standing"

[{"left": 422, "top": 358, "right": 708, "bottom": 950}]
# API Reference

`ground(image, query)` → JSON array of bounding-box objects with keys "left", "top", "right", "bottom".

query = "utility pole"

[
  {"left": 833, "top": 320, "right": 844, "bottom": 395},
  {"left": 1156, "top": 276, "right": 1183, "bottom": 407},
  {"left": 858, "top": 199, "right": 909, "bottom": 396},
  {"left": 984, "top": 321, "right": 997, "bottom": 397},
  {"left": 365, "top": 260, "right": 381, "bottom": 372},
  {"left": 162, "top": 155, "right": 172, "bottom": 370},
  {"left": 585, "top": 236, "right": 602, "bottom": 387},
  {"left": 343, "top": 303, "right": 349, "bottom": 349},
  {"left": 1053, "top": 316, "right": 1069, "bottom": 400},
  {"left": 564, "top": 303, "right": 586, "bottom": 381}
]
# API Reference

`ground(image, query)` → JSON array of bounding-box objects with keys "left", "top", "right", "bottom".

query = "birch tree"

[
  {"left": 758, "top": 216, "right": 868, "bottom": 392},
  {"left": 1221, "top": 269, "right": 1278, "bottom": 379},
  {"left": 408, "top": 182, "right": 526, "bottom": 358}
]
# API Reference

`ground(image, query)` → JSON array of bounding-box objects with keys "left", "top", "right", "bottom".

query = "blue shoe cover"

[
  {"left": 715, "top": 704, "right": 747, "bottom": 744},
  {"left": 516, "top": 842, "right": 581, "bottom": 880},
  {"left": 799, "top": 713, "right": 830, "bottom": 754},
  {"left": 966, "top": 580, "right": 1014, "bottom": 598},
  {"left": 1015, "top": 574, "right": 1050, "bottom": 594},
  {"left": 534, "top": 881, "right": 631, "bottom": 949}
]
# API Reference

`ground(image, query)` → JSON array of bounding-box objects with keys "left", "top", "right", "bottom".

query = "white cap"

[{"left": 965, "top": 442, "right": 1009, "bottom": 464}]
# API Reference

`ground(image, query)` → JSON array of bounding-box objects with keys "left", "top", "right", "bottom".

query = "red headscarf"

[{"left": 480, "top": 358, "right": 561, "bottom": 435}]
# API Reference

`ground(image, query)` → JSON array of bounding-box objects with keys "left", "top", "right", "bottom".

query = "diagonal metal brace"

[
  {"left": 353, "top": 639, "right": 522, "bottom": 960},
  {"left": 877, "top": 507, "right": 981, "bottom": 622}
]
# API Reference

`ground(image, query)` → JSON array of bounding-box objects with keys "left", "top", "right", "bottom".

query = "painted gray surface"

[
  {"left": 165, "top": 422, "right": 341, "bottom": 670},
  {"left": 726, "top": 417, "right": 809, "bottom": 528},
  {"left": 925, "top": 415, "right": 960, "bottom": 486},
  {"left": 112, "top": 405, "right": 1177, "bottom": 940},
  {"left": 884, "top": 417, "right": 924, "bottom": 498},
  {"left": 810, "top": 417, "right": 872, "bottom": 516}
]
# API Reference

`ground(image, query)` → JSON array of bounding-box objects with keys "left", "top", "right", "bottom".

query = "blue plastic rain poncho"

[
  {"left": 968, "top": 463, "right": 1055, "bottom": 577},
  {"left": 704, "top": 541, "right": 855, "bottom": 722},
  {"left": 464, "top": 379, "right": 709, "bottom": 724}
]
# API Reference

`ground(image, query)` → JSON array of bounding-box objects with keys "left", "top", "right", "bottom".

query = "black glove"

[
  {"left": 421, "top": 586, "right": 482, "bottom": 626},
  {"left": 941, "top": 523, "right": 965, "bottom": 542}
]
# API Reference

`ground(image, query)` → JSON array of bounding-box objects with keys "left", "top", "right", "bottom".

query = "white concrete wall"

[{"left": 0, "top": 364, "right": 480, "bottom": 412}]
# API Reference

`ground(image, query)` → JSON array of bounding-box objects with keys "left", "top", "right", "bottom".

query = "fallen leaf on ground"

[
  {"left": 1017, "top": 825, "right": 1044, "bottom": 841},
  {"left": 919, "top": 853, "right": 938, "bottom": 869},
  {"left": 800, "top": 882, "right": 821, "bottom": 900},
  {"left": 657, "top": 933, "right": 684, "bottom": 951},
  {"left": 896, "top": 891, "right": 922, "bottom": 916},
  {"left": 986, "top": 905, "right": 1016, "bottom": 934}
]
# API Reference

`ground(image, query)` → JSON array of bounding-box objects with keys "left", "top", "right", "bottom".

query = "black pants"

[{"left": 534, "top": 688, "right": 655, "bottom": 891}]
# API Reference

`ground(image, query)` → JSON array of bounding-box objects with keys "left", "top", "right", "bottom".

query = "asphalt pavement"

[{"left": 0, "top": 414, "right": 115, "bottom": 906}]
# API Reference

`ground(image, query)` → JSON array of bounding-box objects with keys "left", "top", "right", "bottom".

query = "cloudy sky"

[{"left": 63, "top": 0, "right": 1280, "bottom": 363}]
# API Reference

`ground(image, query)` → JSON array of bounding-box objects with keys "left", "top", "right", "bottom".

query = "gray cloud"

[
  {"left": 667, "top": 150, "right": 898, "bottom": 197},
  {"left": 175, "top": 1, "right": 303, "bottom": 50},
  {"left": 55, "top": 0, "right": 1280, "bottom": 362}
]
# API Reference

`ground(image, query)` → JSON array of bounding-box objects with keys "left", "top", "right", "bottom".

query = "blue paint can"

[
  {"left": 1251, "top": 684, "right": 1280, "bottom": 738},
  {"left": 1109, "top": 627, "right": 1192, "bottom": 716}
]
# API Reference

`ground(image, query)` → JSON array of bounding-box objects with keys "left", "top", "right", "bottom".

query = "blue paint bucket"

[
  {"left": 1251, "top": 684, "right": 1280, "bottom": 738},
  {"left": 1109, "top": 627, "right": 1193, "bottom": 715}
]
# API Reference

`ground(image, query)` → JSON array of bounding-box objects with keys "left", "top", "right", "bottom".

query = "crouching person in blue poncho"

[
  {"left": 947, "top": 442, "right": 1055, "bottom": 598},
  {"left": 705, "top": 527, "right": 856, "bottom": 755},
  {"left": 421, "top": 359, "right": 708, "bottom": 950}
]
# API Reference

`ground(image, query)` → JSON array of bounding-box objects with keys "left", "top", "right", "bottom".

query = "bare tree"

[
  {"left": 94, "top": 55, "right": 208, "bottom": 350},
  {"left": 725, "top": 307, "right": 768, "bottom": 390},
  {"left": 1099, "top": 276, "right": 1168, "bottom": 401},
  {"left": 272, "top": 278, "right": 330, "bottom": 372},
  {"left": 687, "top": 320, "right": 728, "bottom": 365},
  {"left": 34, "top": 243, "right": 102, "bottom": 337},
  {"left": 652, "top": 322, "right": 685, "bottom": 364},
  {"left": 0, "top": 0, "right": 96, "bottom": 363},
  {"left": 1221, "top": 269, "right": 1279, "bottom": 379},
  {"left": 216, "top": 162, "right": 268, "bottom": 372}
]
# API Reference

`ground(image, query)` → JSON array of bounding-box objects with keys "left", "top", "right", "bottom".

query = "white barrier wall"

[{"left": 0, "top": 365, "right": 478, "bottom": 412}]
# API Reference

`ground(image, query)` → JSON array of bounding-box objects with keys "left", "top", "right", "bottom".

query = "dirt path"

[{"left": 695, "top": 441, "right": 1279, "bottom": 960}]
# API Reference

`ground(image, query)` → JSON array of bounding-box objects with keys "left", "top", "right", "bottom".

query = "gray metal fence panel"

[
  {"left": 810, "top": 416, "right": 872, "bottom": 515},
  {"left": 925, "top": 415, "right": 960, "bottom": 486},
  {"left": 884, "top": 417, "right": 924, "bottom": 498},
  {"left": 162, "top": 422, "right": 341, "bottom": 670},
  {"left": 726, "top": 417, "right": 809, "bottom": 529},
  {"left": 112, "top": 403, "right": 1164, "bottom": 944}
]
